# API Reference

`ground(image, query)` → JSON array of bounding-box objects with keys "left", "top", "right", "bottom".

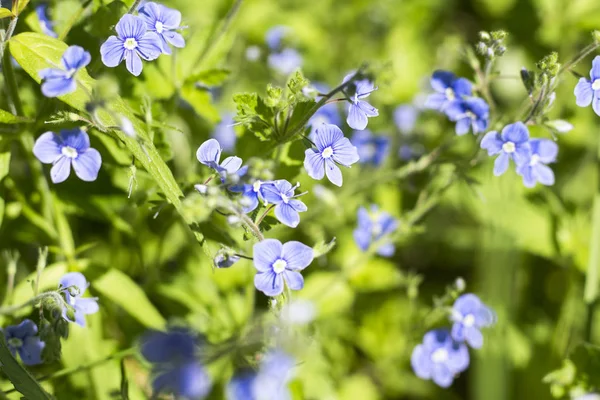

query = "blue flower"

[
  {"left": 139, "top": 2, "right": 185, "bottom": 55},
  {"left": 35, "top": 4, "right": 57, "bottom": 38},
  {"left": 351, "top": 130, "right": 390, "bottom": 166},
  {"left": 59, "top": 272, "right": 99, "bottom": 327},
  {"left": 140, "top": 329, "right": 211, "bottom": 399},
  {"left": 268, "top": 48, "right": 303, "bottom": 75},
  {"left": 100, "top": 14, "right": 163, "bottom": 76},
  {"left": 343, "top": 74, "right": 379, "bottom": 130},
  {"left": 353, "top": 205, "right": 398, "bottom": 257},
  {"left": 253, "top": 239, "right": 313, "bottom": 296},
  {"left": 214, "top": 252, "right": 241, "bottom": 269},
  {"left": 424, "top": 70, "right": 472, "bottom": 111},
  {"left": 516, "top": 139, "right": 558, "bottom": 188},
  {"left": 4, "top": 319, "right": 45, "bottom": 365},
  {"left": 196, "top": 138, "right": 243, "bottom": 178},
  {"left": 450, "top": 294, "right": 495, "bottom": 349},
  {"left": 260, "top": 180, "right": 307, "bottom": 228},
  {"left": 229, "top": 179, "right": 269, "bottom": 213},
  {"left": 33, "top": 129, "right": 102, "bottom": 184},
  {"left": 265, "top": 25, "right": 289, "bottom": 50},
  {"left": 308, "top": 103, "right": 342, "bottom": 137},
  {"left": 480, "top": 122, "right": 531, "bottom": 176},
  {"left": 393, "top": 104, "right": 419, "bottom": 134},
  {"left": 304, "top": 124, "right": 360, "bottom": 187},
  {"left": 445, "top": 97, "right": 489, "bottom": 135},
  {"left": 411, "top": 329, "right": 470, "bottom": 388},
  {"left": 211, "top": 113, "right": 237, "bottom": 153},
  {"left": 38, "top": 45, "right": 90, "bottom": 98},
  {"left": 574, "top": 55, "right": 600, "bottom": 115}
]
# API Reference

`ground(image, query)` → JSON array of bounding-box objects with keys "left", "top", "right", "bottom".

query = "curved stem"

[{"left": 0, "top": 291, "right": 63, "bottom": 315}]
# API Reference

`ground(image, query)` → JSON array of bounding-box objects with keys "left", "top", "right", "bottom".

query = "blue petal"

[
  {"left": 275, "top": 203, "right": 300, "bottom": 228},
  {"left": 531, "top": 138, "right": 558, "bottom": 163},
  {"left": 73, "top": 149, "right": 102, "bottom": 181},
  {"left": 424, "top": 93, "right": 447, "bottom": 110},
  {"left": 61, "top": 128, "right": 90, "bottom": 151},
  {"left": 160, "top": 4, "right": 182, "bottom": 27},
  {"left": 265, "top": 25, "right": 288, "bottom": 50},
  {"left": 152, "top": 362, "right": 211, "bottom": 399},
  {"left": 493, "top": 152, "right": 509, "bottom": 176},
  {"left": 534, "top": 163, "right": 555, "bottom": 186},
  {"left": 357, "top": 100, "right": 378, "bottom": 117},
  {"left": 376, "top": 242, "right": 395, "bottom": 257},
  {"left": 61, "top": 46, "right": 91, "bottom": 71},
  {"left": 332, "top": 137, "right": 360, "bottom": 166},
  {"left": 254, "top": 270, "right": 284, "bottom": 296},
  {"left": 115, "top": 14, "right": 147, "bottom": 41},
  {"left": 591, "top": 55, "right": 600, "bottom": 81},
  {"left": 465, "top": 327, "right": 484, "bottom": 349},
  {"left": 196, "top": 139, "right": 222, "bottom": 167},
  {"left": 430, "top": 70, "right": 455, "bottom": 93},
  {"left": 452, "top": 78, "right": 473, "bottom": 97},
  {"left": 431, "top": 364, "right": 453, "bottom": 388},
  {"left": 452, "top": 293, "right": 481, "bottom": 315},
  {"left": 283, "top": 270, "right": 304, "bottom": 290},
  {"left": 41, "top": 75, "right": 76, "bottom": 98},
  {"left": 220, "top": 156, "right": 243, "bottom": 174},
  {"left": 314, "top": 123, "right": 344, "bottom": 151},
  {"left": 60, "top": 272, "right": 89, "bottom": 296},
  {"left": 411, "top": 344, "right": 432, "bottom": 379},
  {"left": 324, "top": 159, "right": 343, "bottom": 186},
  {"left": 136, "top": 32, "right": 163, "bottom": 61},
  {"left": 575, "top": 78, "right": 593, "bottom": 107},
  {"left": 304, "top": 149, "right": 325, "bottom": 181},
  {"left": 353, "top": 228, "right": 371, "bottom": 251},
  {"left": 35, "top": 4, "right": 57, "bottom": 38},
  {"left": 253, "top": 239, "right": 282, "bottom": 272},
  {"left": 163, "top": 31, "right": 185, "bottom": 48},
  {"left": 282, "top": 241, "right": 313, "bottom": 270},
  {"left": 33, "top": 131, "right": 62, "bottom": 164},
  {"left": 455, "top": 117, "right": 471, "bottom": 135},
  {"left": 347, "top": 103, "right": 368, "bottom": 130},
  {"left": 393, "top": 105, "right": 418, "bottom": 134},
  {"left": 519, "top": 164, "right": 536, "bottom": 188},
  {"left": 100, "top": 36, "right": 125, "bottom": 68},
  {"left": 50, "top": 157, "right": 71, "bottom": 183},
  {"left": 513, "top": 145, "right": 531, "bottom": 166},
  {"left": 125, "top": 50, "right": 143, "bottom": 76},
  {"left": 268, "top": 48, "right": 302, "bottom": 75},
  {"left": 226, "top": 374, "right": 256, "bottom": 400},
  {"left": 260, "top": 182, "right": 284, "bottom": 205},
  {"left": 289, "top": 199, "right": 307, "bottom": 212},
  {"left": 501, "top": 122, "right": 529, "bottom": 144},
  {"left": 19, "top": 336, "right": 45, "bottom": 365},
  {"left": 5, "top": 319, "right": 37, "bottom": 340},
  {"left": 75, "top": 298, "right": 99, "bottom": 316}
]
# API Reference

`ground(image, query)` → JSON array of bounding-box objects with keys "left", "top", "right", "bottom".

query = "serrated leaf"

[
  {"left": 0, "top": 108, "right": 32, "bottom": 123},
  {"left": 0, "top": 8, "right": 14, "bottom": 18},
  {"left": 233, "top": 92, "right": 275, "bottom": 141}
]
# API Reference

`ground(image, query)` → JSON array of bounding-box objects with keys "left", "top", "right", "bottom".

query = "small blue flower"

[
  {"left": 38, "top": 46, "right": 91, "bottom": 98},
  {"left": 196, "top": 138, "right": 243, "bottom": 178},
  {"left": 212, "top": 113, "right": 237, "bottom": 153},
  {"left": 351, "top": 130, "right": 390, "bottom": 166},
  {"left": 450, "top": 294, "right": 495, "bottom": 349},
  {"left": 268, "top": 48, "right": 303, "bottom": 75},
  {"left": 140, "top": 329, "right": 211, "bottom": 399},
  {"left": 424, "top": 70, "right": 472, "bottom": 111},
  {"left": 59, "top": 272, "right": 99, "bottom": 327},
  {"left": 253, "top": 239, "right": 313, "bottom": 296},
  {"left": 516, "top": 139, "right": 558, "bottom": 188},
  {"left": 353, "top": 205, "right": 398, "bottom": 257},
  {"left": 4, "top": 319, "right": 45, "bottom": 365},
  {"left": 411, "top": 329, "right": 470, "bottom": 388},
  {"left": 304, "top": 123, "right": 360, "bottom": 187},
  {"left": 33, "top": 129, "right": 102, "bottom": 184},
  {"left": 229, "top": 179, "right": 269, "bottom": 214},
  {"left": 35, "top": 4, "right": 57, "bottom": 38},
  {"left": 260, "top": 180, "right": 307, "bottom": 228},
  {"left": 100, "top": 14, "right": 163, "bottom": 76},
  {"left": 343, "top": 74, "right": 379, "bottom": 130},
  {"left": 393, "top": 104, "right": 419, "bottom": 134},
  {"left": 308, "top": 103, "right": 342, "bottom": 137},
  {"left": 214, "top": 252, "right": 241, "bottom": 269},
  {"left": 265, "top": 25, "right": 289, "bottom": 50},
  {"left": 574, "top": 55, "right": 600, "bottom": 115},
  {"left": 139, "top": 2, "right": 185, "bottom": 55},
  {"left": 445, "top": 97, "right": 489, "bottom": 135},
  {"left": 480, "top": 122, "right": 531, "bottom": 176}
]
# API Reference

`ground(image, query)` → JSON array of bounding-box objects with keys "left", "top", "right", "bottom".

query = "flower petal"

[
  {"left": 73, "top": 149, "right": 102, "bottom": 181},
  {"left": 592, "top": 55, "right": 600, "bottom": 81},
  {"left": 452, "top": 78, "right": 472, "bottom": 97},
  {"left": 411, "top": 344, "right": 431, "bottom": 379},
  {"left": 282, "top": 241, "right": 313, "bottom": 270},
  {"left": 254, "top": 271, "right": 284, "bottom": 296},
  {"left": 288, "top": 199, "right": 307, "bottom": 212},
  {"left": 431, "top": 364, "right": 453, "bottom": 388},
  {"left": 60, "top": 272, "right": 89, "bottom": 295},
  {"left": 115, "top": 14, "right": 146, "bottom": 40},
  {"left": 125, "top": 50, "right": 143, "bottom": 76},
  {"left": 275, "top": 203, "right": 300, "bottom": 228},
  {"left": 347, "top": 103, "right": 368, "bottom": 130},
  {"left": 455, "top": 117, "right": 471, "bottom": 136},
  {"left": 424, "top": 93, "right": 447, "bottom": 110},
  {"left": 531, "top": 138, "right": 558, "bottom": 163},
  {"left": 50, "top": 156, "right": 72, "bottom": 183},
  {"left": 304, "top": 149, "right": 325, "bottom": 181},
  {"left": 575, "top": 78, "right": 593, "bottom": 107},
  {"left": 253, "top": 239, "right": 282, "bottom": 272},
  {"left": 20, "top": 336, "right": 45, "bottom": 366},
  {"left": 430, "top": 70, "right": 455, "bottom": 93},
  {"left": 196, "top": 139, "right": 222, "bottom": 166},
  {"left": 493, "top": 152, "right": 509, "bottom": 176},
  {"left": 353, "top": 228, "right": 371, "bottom": 251},
  {"left": 283, "top": 270, "right": 304, "bottom": 290},
  {"left": 61, "top": 128, "right": 90, "bottom": 151},
  {"left": 332, "top": 137, "right": 360, "bottom": 166},
  {"left": 6, "top": 319, "right": 38, "bottom": 339},
  {"left": 220, "top": 156, "right": 243, "bottom": 174},
  {"left": 376, "top": 242, "right": 395, "bottom": 257},
  {"left": 534, "top": 163, "right": 555, "bottom": 186},
  {"left": 501, "top": 122, "right": 529, "bottom": 144},
  {"left": 137, "top": 32, "right": 163, "bottom": 61},
  {"left": 163, "top": 31, "right": 185, "bottom": 48},
  {"left": 100, "top": 36, "right": 125, "bottom": 68},
  {"left": 41, "top": 76, "right": 76, "bottom": 98},
  {"left": 314, "top": 123, "right": 344, "bottom": 150},
  {"left": 324, "top": 159, "right": 343, "bottom": 186},
  {"left": 465, "top": 327, "right": 484, "bottom": 349},
  {"left": 33, "top": 132, "right": 62, "bottom": 164},
  {"left": 61, "top": 45, "right": 91, "bottom": 71},
  {"left": 76, "top": 297, "right": 100, "bottom": 315}
]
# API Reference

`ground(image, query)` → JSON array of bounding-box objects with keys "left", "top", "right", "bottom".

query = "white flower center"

[
  {"left": 363, "top": 143, "right": 376, "bottom": 159},
  {"left": 281, "top": 193, "right": 289, "bottom": 204},
  {"left": 253, "top": 180, "right": 262, "bottom": 193},
  {"left": 463, "top": 314, "right": 475, "bottom": 327},
  {"left": 322, "top": 146, "right": 334, "bottom": 159},
  {"left": 66, "top": 68, "right": 77, "bottom": 78},
  {"left": 530, "top": 154, "right": 540, "bottom": 166},
  {"left": 123, "top": 38, "right": 138, "bottom": 50},
  {"left": 8, "top": 337, "right": 23, "bottom": 348},
  {"left": 445, "top": 88, "right": 455, "bottom": 100},
  {"left": 431, "top": 348, "right": 449, "bottom": 363},
  {"left": 61, "top": 146, "right": 78, "bottom": 158},
  {"left": 466, "top": 110, "right": 475, "bottom": 120},
  {"left": 272, "top": 259, "right": 287, "bottom": 274},
  {"left": 593, "top": 79, "right": 600, "bottom": 91},
  {"left": 155, "top": 21, "right": 164, "bottom": 34},
  {"left": 502, "top": 141, "right": 516, "bottom": 153}
]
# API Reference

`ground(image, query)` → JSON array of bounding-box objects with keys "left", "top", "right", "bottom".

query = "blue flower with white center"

[
  {"left": 394, "top": 104, "right": 419, "bottom": 134},
  {"left": 100, "top": 14, "right": 163, "bottom": 76},
  {"left": 139, "top": 2, "right": 185, "bottom": 55},
  {"left": 268, "top": 48, "right": 303, "bottom": 75},
  {"left": 196, "top": 138, "right": 243, "bottom": 179},
  {"left": 229, "top": 179, "right": 269, "bottom": 213},
  {"left": 351, "top": 130, "right": 390, "bottom": 166},
  {"left": 35, "top": 4, "right": 57, "bottom": 38},
  {"left": 304, "top": 123, "right": 360, "bottom": 187},
  {"left": 253, "top": 239, "right": 313, "bottom": 297},
  {"left": 38, "top": 46, "right": 90, "bottom": 98},
  {"left": 59, "top": 272, "right": 99, "bottom": 327},
  {"left": 260, "top": 180, "right": 307, "bottom": 228},
  {"left": 343, "top": 74, "right": 379, "bottom": 130},
  {"left": 308, "top": 103, "right": 342, "bottom": 137},
  {"left": 140, "top": 329, "right": 212, "bottom": 399},
  {"left": 480, "top": 122, "right": 531, "bottom": 176},
  {"left": 424, "top": 70, "right": 472, "bottom": 111},
  {"left": 411, "top": 329, "right": 470, "bottom": 388},
  {"left": 211, "top": 113, "right": 237, "bottom": 153},
  {"left": 33, "top": 129, "right": 102, "bottom": 184},
  {"left": 4, "top": 319, "right": 45, "bottom": 366},
  {"left": 353, "top": 205, "right": 398, "bottom": 257},
  {"left": 450, "top": 293, "right": 496, "bottom": 349},
  {"left": 445, "top": 97, "right": 489, "bottom": 135},
  {"left": 265, "top": 25, "right": 290, "bottom": 51},
  {"left": 574, "top": 55, "right": 600, "bottom": 115},
  {"left": 516, "top": 138, "right": 558, "bottom": 188}
]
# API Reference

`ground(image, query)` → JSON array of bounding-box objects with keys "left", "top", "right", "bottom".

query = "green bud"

[
  {"left": 54, "top": 318, "right": 70, "bottom": 339},
  {"left": 478, "top": 31, "right": 491, "bottom": 41},
  {"left": 475, "top": 42, "right": 488, "bottom": 56},
  {"left": 490, "top": 30, "right": 507, "bottom": 41},
  {"left": 65, "top": 305, "right": 76, "bottom": 322},
  {"left": 520, "top": 68, "right": 536, "bottom": 96}
]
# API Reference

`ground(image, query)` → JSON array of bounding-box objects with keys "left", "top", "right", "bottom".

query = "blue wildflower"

[
  {"left": 343, "top": 74, "right": 379, "bottom": 130},
  {"left": 229, "top": 179, "right": 269, "bottom": 214},
  {"left": 33, "top": 129, "right": 102, "bottom": 184},
  {"left": 480, "top": 121, "right": 531, "bottom": 176},
  {"left": 196, "top": 138, "right": 243, "bottom": 178},
  {"left": 450, "top": 294, "right": 495, "bottom": 349},
  {"left": 140, "top": 329, "right": 212, "bottom": 399},
  {"left": 351, "top": 130, "right": 390, "bottom": 166},
  {"left": 139, "top": 2, "right": 185, "bottom": 55},
  {"left": 39, "top": 46, "right": 90, "bottom": 98},
  {"left": 211, "top": 113, "right": 237, "bottom": 153},
  {"left": 411, "top": 329, "right": 470, "bottom": 388},
  {"left": 308, "top": 103, "right": 342, "bottom": 137},
  {"left": 424, "top": 70, "right": 472, "bottom": 111},
  {"left": 4, "top": 319, "right": 45, "bottom": 365},
  {"left": 445, "top": 97, "right": 489, "bottom": 135},
  {"left": 393, "top": 104, "right": 419, "bottom": 134},
  {"left": 253, "top": 239, "right": 313, "bottom": 296},
  {"left": 574, "top": 55, "right": 600, "bottom": 115},
  {"left": 59, "top": 272, "right": 99, "bottom": 327},
  {"left": 304, "top": 123, "right": 360, "bottom": 187},
  {"left": 260, "top": 180, "right": 307, "bottom": 228},
  {"left": 100, "top": 14, "right": 162, "bottom": 76},
  {"left": 35, "top": 4, "right": 57, "bottom": 38},
  {"left": 214, "top": 251, "right": 241, "bottom": 269},
  {"left": 353, "top": 205, "right": 398, "bottom": 257},
  {"left": 268, "top": 48, "right": 303, "bottom": 75},
  {"left": 265, "top": 25, "right": 289, "bottom": 50},
  {"left": 516, "top": 139, "right": 558, "bottom": 188}
]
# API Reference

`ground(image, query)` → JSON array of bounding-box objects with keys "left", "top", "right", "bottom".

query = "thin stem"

[
  {"left": 126, "top": 0, "right": 143, "bottom": 14},
  {"left": 2, "top": 29, "right": 23, "bottom": 115},
  {"left": 240, "top": 212, "right": 264, "bottom": 241},
  {"left": 0, "top": 15, "right": 18, "bottom": 59},
  {"left": 561, "top": 42, "right": 600, "bottom": 73},
  {"left": 34, "top": 247, "right": 48, "bottom": 296},
  {"left": 255, "top": 205, "right": 274, "bottom": 226},
  {"left": 3, "top": 251, "right": 18, "bottom": 306}
]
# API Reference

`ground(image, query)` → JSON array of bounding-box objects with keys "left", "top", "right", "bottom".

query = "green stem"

[
  {"left": 256, "top": 205, "right": 274, "bottom": 226},
  {"left": 0, "top": 291, "right": 63, "bottom": 315},
  {"left": 1, "top": 29, "right": 23, "bottom": 116},
  {"left": 194, "top": 0, "right": 243, "bottom": 67},
  {"left": 126, "top": 0, "right": 143, "bottom": 14}
]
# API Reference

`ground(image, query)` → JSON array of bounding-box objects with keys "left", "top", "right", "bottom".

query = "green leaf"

[
  {"left": 94, "top": 269, "right": 166, "bottom": 329},
  {"left": 233, "top": 92, "right": 275, "bottom": 141},
  {"left": 180, "top": 82, "right": 221, "bottom": 123},
  {"left": 0, "top": 8, "right": 14, "bottom": 19},
  {"left": 313, "top": 237, "right": 337, "bottom": 258},
  {"left": 186, "top": 68, "right": 231, "bottom": 86},
  {"left": 0, "top": 151, "right": 11, "bottom": 182},
  {"left": 0, "top": 108, "right": 31, "bottom": 124}
]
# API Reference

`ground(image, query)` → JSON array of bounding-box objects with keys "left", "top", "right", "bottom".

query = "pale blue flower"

[
  {"left": 39, "top": 46, "right": 90, "bottom": 97},
  {"left": 574, "top": 55, "right": 600, "bottom": 115},
  {"left": 196, "top": 138, "right": 243, "bottom": 178},
  {"left": 480, "top": 122, "right": 531, "bottom": 176},
  {"left": 445, "top": 97, "right": 489, "bottom": 135},
  {"left": 268, "top": 48, "right": 302, "bottom": 75},
  {"left": 59, "top": 272, "right": 99, "bottom": 327},
  {"left": 35, "top": 4, "right": 57, "bottom": 38},
  {"left": 353, "top": 205, "right": 398, "bottom": 257},
  {"left": 139, "top": 2, "right": 185, "bottom": 55},
  {"left": 260, "top": 180, "right": 307, "bottom": 228},
  {"left": 424, "top": 70, "right": 472, "bottom": 111},
  {"left": 4, "top": 319, "right": 45, "bottom": 365},
  {"left": 351, "top": 130, "right": 389, "bottom": 166},
  {"left": 343, "top": 74, "right": 378, "bottom": 130},
  {"left": 516, "top": 138, "right": 558, "bottom": 188},
  {"left": 450, "top": 294, "right": 495, "bottom": 349}
]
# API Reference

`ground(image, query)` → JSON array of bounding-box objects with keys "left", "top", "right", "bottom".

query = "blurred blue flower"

[
  {"left": 229, "top": 179, "right": 269, "bottom": 213},
  {"left": 304, "top": 123, "right": 360, "bottom": 187},
  {"left": 100, "top": 14, "right": 162, "bottom": 76},
  {"left": 35, "top": 4, "right": 57, "bottom": 38},
  {"left": 351, "top": 130, "right": 390, "bottom": 166},
  {"left": 253, "top": 239, "right": 313, "bottom": 296},
  {"left": 308, "top": 103, "right": 342, "bottom": 137},
  {"left": 33, "top": 129, "right": 102, "bottom": 184},
  {"left": 343, "top": 74, "right": 379, "bottom": 130},
  {"left": 265, "top": 25, "right": 289, "bottom": 50},
  {"left": 260, "top": 180, "right": 307, "bottom": 228},
  {"left": 268, "top": 48, "right": 303, "bottom": 75},
  {"left": 411, "top": 329, "right": 470, "bottom": 388},
  {"left": 39, "top": 45, "right": 90, "bottom": 97},
  {"left": 481, "top": 122, "right": 531, "bottom": 176},
  {"left": 445, "top": 97, "right": 489, "bottom": 135},
  {"left": 425, "top": 70, "right": 472, "bottom": 111},
  {"left": 214, "top": 252, "right": 241, "bottom": 269},
  {"left": 211, "top": 113, "right": 237, "bottom": 153},
  {"left": 4, "top": 319, "right": 45, "bottom": 365},
  {"left": 139, "top": 2, "right": 185, "bottom": 55},
  {"left": 574, "top": 55, "right": 600, "bottom": 115},
  {"left": 353, "top": 205, "right": 398, "bottom": 257},
  {"left": 59, "top": 272, "right": 99, "bottom": 327},
  {"left": 393, "top": 104, "right": 419, "bottom": 134},
  {"left": 516, "top": 138, "right": 558, "bottom": 188},
  {"left": 196, "top": 138, "right": 243, "bottom": 178},
  {"left": 450, "top": 294, "right": 496, "bottom": 349}
]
